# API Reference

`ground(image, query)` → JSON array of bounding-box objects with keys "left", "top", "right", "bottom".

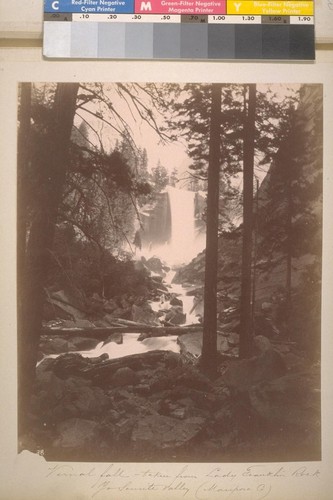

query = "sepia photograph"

[{"left": 17, "top": 81, "right": 322, "bottom": 465}]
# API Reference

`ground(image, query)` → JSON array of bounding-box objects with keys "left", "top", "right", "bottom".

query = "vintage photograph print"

[{"left": 17, "top": 82, "right": 322, "bottom": 463}]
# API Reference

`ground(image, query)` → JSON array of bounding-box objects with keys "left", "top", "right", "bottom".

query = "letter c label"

[{"left": 52, "top": 1, "right": 60, "bottom": 10}]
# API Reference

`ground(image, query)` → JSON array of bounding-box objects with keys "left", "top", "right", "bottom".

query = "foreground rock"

[
  {"left": 221, "top": 348, "right": 286, "bottom": 391},
  {"left": 132, "top": 415, "right": 206, "bottom": 451},
  {"left": 249, "top": 367, "right": 320, "bottom": 431},
  {"left": 22, "top": 339, "right": 321, "bottom": 463},
  {"left": 178, "top": 331, "right": 232, "bottom": 361}
]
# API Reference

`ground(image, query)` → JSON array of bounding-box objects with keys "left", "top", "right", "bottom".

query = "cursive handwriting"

[{"left": 43, "top": 463, "right": 321, "bottom": 499}]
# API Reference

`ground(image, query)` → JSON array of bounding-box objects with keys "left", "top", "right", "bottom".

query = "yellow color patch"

[{"left": 227, "top": 1, "right": 313, "bottom": 16}]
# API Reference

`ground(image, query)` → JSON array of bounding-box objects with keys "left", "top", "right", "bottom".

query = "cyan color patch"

[
  {"left": 153, "top": 24, "right": 181, "bottom": 59},
  {"left": 125, "top": 24, "right": 154, "bottom": 59},
  {"left": 43, "top": 21, "right": 71, "bottom": 58},
  {"left": 98, "top": 23, "right": 126, "bottom": 58},
  {"left": 71, "top": 22, "right": 99, "bottom": 58}
]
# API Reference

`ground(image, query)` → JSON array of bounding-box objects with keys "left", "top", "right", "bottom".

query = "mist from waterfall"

[
  {"left": 140, "top": 186, "right": 206, "bottom": 266},
  {"left": 167, "top": 186, "right": 205, "bottom": 265}
]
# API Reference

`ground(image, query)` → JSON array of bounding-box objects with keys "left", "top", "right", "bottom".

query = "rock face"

[{"left": 132, "top": 415, "right": 205, "bottom": 451}]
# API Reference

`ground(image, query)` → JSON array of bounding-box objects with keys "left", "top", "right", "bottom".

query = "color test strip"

[
  {"left": 227, "top": 1, "right": 313, "bottom": 16},
  {"left": 43, "top": 0, "right": 315, "bottom": 60}
]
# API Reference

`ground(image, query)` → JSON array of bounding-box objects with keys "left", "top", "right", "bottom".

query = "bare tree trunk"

[
  {"left": 18, "top": 83, "right": 79, "bottom": 437},
  {"left": 201, "top": 84, "right": 222, "bottom": 375},
  {"left": 17, "top": 83, "right": 31, "bottom": 332},
  {"left": 239, "top": 84, "right": 256, "bottom": 359},
  {"left": 285, "top": 169, "right": 293, "bottom": 336},
  {"left": 251, "top": 178, "right": 259, "bottom": 325}
]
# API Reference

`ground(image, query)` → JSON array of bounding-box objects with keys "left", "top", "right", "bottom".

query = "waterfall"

[
  {"left": 140, "top": 186, "right": 205, "bottom": 266},
  {"left": 167, "top": 186, "right": 205, "bottom": 265}
]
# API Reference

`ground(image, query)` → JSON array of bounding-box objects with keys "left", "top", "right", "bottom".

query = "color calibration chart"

[{"left": 43, "top": 0, "right": 315, "bottom": 60}]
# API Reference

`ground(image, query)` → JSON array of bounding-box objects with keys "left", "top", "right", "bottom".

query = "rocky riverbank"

[
  {"left": 23, "top": 243, "right": 320, "bottom": 464},
  {"left": 22, "top": 332, "right": 320, "bottom": 463}
]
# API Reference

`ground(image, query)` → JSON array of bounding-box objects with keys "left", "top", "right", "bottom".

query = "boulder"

[
  {"left": 131, "top": 415, "right": 205, "bottom": 450},
  {"left": 112, "top": 367, "right": 137, "bottom": 387},
  {"left": 190, "top": 297, "right": 203, "bottom": 317},
  {"left": 104, "top": 298, "right": 118, "bottom": 313},
  {"left": 57, "top": 320, "right": 77, "bottom": 328},
  {"left": 69, "top": 336, "right": 101, "bottom": 351},
  {"left": 146, "top": 256, "right": 166, "bottom": 276},
  {"left": 178, "top": 332, "right": 232, "bottom": 359},
  {"left": 52, "top": 353, "right": 90, "bottom": 379},
  {"left": 39, "top": 337, "right": 71, "bottom": 355},
  {"left": 221, "top": 348, "right": 286, "bottom": 392},
  {"left": 53, "top": 418, "right": 99, "bottom": 450},
  {"left": 254, "top": 314, "right": 280, "bottom": 338},
  {"left": 261, "top": 302, "right": 273, "bottom": 312},
  {"left": 34, "top": 371, "right": 111, "bottom": 423},
  {"left": 218, "top": 337, "right": 230, "bottom": 353},
  {"left": 40, "top": 334, "right": 100, "bottom": 355},
  {"left": 178, "top": 332, "right": 202, "bottom": 359},
  {"left": 165, "top": 307, "right": 186, "bottom": 325},
  {"left": 89, "top": 353, "right": 109, "bottom": 364},
  {"left": 132, "top": 304, "right": 159, "bottom": 325},
  {"left": 170, "top": 295, "right": 183, "bottom": 307},
  {"left": 282, "top": 352, "right": 309, "bottom": 372},
  {"left": 52, "top": 382, "right": 110, "bottom": 421},
  {"left": 47, "top": 290, "right": 86, "bottom": 320},
  {"left": 33, "top": 370, "right": 64, "bottom": 405},
  {"left": 253, "top": 335, "right": 273, "bottom": 355},
  {"left": 228, "top": 332, "right": 240, "bottom": 347},
  {"left": 73, "top": 319, "right": 96, "bottom": 329},
  {"left": 111, "top": 307, "right": 131, "bottom": 319},
  {"left": 103, "top": 332, "right": 123, "bottom": 346},
  {"left": 249, "top": 368, "right": 320, "bottom": 433}
]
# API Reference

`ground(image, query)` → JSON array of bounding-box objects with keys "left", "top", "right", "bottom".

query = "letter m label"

[{"left": 140, "top": 1, "right": 152, "bottom": 11}]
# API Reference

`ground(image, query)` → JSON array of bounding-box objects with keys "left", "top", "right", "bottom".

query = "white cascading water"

[
  {"left": 167, "top": 186, "right": 205, "bottom": 265},
  {"left": 141, "top": 186, "right": 205, "bottom": 266},
  {"left": 40, "top": 187, "right": 206, "bottom": 363},
  {"left": 141, "top": 187, "right": 206, "bottom": 326},
  {"left": 40, "top": 333, "right": 180, "bottom": 365}
]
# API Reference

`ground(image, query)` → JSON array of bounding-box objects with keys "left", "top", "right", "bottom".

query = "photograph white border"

[{"left": 0, "top": 50, "right": 333, "bottom": 499}]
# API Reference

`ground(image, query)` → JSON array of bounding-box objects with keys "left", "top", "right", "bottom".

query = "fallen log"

[
  {"left": 51, "top": 349, "right": 180, "bottom": 385},
  {"left": 42, "top": 324, "right": 203, "bottom": 339}
]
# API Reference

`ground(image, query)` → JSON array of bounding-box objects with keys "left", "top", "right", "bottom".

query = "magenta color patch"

[{"left": 134, "top": 0, "right": 226, "bottom": 15}]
